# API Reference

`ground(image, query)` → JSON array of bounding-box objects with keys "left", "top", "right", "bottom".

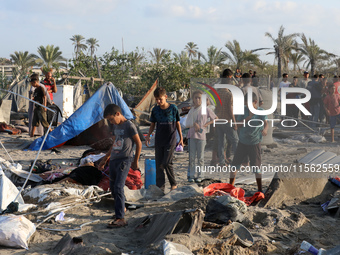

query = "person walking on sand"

[
  {"left": 99, "top": 104, "right": 142, "bottom": 228},
  {"left": 230, "top": 93, "right": 268, "bottom": 192},
  {"left": 29, "top": 73, "right": 51, "bottom": 137},
  {"left": 145, "top": 87, "right": 183, "bottom": 191},
  {"left": 323, "top": 84, "right": 340, "bottom": 143},
  {"left": 215, "top": 69, "right": 239, "bottom": 166}
]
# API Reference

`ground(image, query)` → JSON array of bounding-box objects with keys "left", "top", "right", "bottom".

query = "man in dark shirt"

[
  {"left": 307, "top": 74, "right": 322, "bottom": 126},
  {"left": 30, "top": 74, "right": 50, "bottom": 137}
]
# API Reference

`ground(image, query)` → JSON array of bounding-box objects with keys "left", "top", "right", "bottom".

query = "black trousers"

[{"left": 155, "top": 144, "right": 176, "bottom": 190}]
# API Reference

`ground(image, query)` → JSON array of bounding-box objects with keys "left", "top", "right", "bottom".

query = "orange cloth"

[{"left": 203, "top": 183, "right": 265, "bottom": 206}]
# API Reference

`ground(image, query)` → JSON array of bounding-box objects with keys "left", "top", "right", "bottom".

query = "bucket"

[
  {"left": 144, "top": 158, "right": 156, "bottom": 189},
  {"left": 231, "top": 222, "right": 254, "bottom": 247}
]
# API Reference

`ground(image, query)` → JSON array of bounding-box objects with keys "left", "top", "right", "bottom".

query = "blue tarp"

[{"left": 29, "top": 82, "right": 134, "bottom": 151}]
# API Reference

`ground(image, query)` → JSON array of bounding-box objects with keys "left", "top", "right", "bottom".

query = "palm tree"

[
  {"left": 334, "top": 58, "right": 340, "bottom": 75},
  {"left": 298, "top": 33, "right": 335, "bottom": 75},
  {"left": 86, "top": 38, "right": 99, "bottom": 58},
  {"left": 173, "top": 51, "right": 190, "bottom": 68},
  {"left": 148, "top": 48, "right": 168, "bottom": 65},
  {"left": 34, "top": 45, "right": 67, "bottom": 69},
  {"left": 200, "top": 46, "right": 226, "bottom": 67},
  {"left": 289, "top": 52, "right": 305, "bottom": 72},
  {"left": 128, "top": 50, "right": 145, "bottom": 75},
  {"left": 223, "top": 40, "right": 268, "bottom": 68},
  {"left": 70, "top": 35, "right": 87, "bottom": 59},
  {"left": 184, "top": 42, "right": 199, "bottom": 60},
  {"left": 265, "top": 25, "right": 299, "bottom": 78},
  {"left": 257, "top": 60, "right": 269, "bottom": 71},
  {"left": 10, "top": 51, "right": 36, "bottom": 78}
]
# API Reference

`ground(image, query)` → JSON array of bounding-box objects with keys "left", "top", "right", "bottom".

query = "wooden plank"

[
  {"left": 310, "top": 151, "right": 337, "bottom": 165},
  {"left": 298, "top": 149, "right": 325, "bottom": 164},
  {"left": 62, "top": 75, "right": 104, "bottom": 82}
]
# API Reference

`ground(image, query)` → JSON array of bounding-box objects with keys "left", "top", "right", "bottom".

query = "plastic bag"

[
  {"left": 0, "top": 168, "right": 24, "bottom": 213},
  {"left": 175, "top": 144, "right": 183, "bottom": 152},
  {"left": 0, "top": 214, "right": 36, "bottom": 249}
]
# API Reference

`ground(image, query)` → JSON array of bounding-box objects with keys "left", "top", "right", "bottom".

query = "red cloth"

[
  {"left": 203, "top": 183, "right": 265, "bottom": 206},
  {"left": 97, "top": 167, "right": 143, "bottom": 191},
  {"left": 43, "top": 78, "right": 55, "bottom": 100},
  {"left": 125, "top": 168, "right": 143, "bottom": 190},
  {"left": 0, "top": 123, "right": 21, "bottom": 135}
]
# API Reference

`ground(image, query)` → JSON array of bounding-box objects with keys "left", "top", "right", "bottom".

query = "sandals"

[{"left": 107, "top": 219, "right": 128, "bottom": 228}]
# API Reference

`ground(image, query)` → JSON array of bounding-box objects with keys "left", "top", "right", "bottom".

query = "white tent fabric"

[{"left": 73, "top": 79, "right": 83, "bottom": 111}]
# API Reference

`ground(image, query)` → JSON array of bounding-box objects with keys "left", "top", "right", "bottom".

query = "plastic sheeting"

[
  {"left": 0, "top": 168, "right": 24, "bottom": 213},
  {"left": 3, "top": 78, "right": 31, "bottom": 112},
  {"left": 29, "top": 82, "right": 134, "bottom": 150}
]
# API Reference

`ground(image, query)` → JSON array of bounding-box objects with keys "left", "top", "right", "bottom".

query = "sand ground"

[{"left": 0, "top": 125, "right": 340, "bottom": 254}]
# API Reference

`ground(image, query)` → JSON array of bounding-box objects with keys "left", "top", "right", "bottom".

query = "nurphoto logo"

[{"left": 193, "top": 79, "right": 312, "bottom": 128}]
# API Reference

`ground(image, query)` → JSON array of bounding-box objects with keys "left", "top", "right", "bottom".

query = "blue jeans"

[
  {"left": 216, "top": 125, "right": 239, "bottom": 164},
  {"left": 188, "top": 138, "right": 206, "bottom": 179},
  {"left": 109, "top": 157, "right": 132, "bottom": 219}
]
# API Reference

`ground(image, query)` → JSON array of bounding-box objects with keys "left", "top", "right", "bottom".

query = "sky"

[{"left": 1, "top": 0, "right": 340, "bottom": 65}]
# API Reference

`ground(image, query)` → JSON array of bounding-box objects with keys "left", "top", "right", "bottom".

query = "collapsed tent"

[
  {"left": 133, "top": 79, "right": 157, "bottom": 124},
  {"left": 2, "top": 78, "right": 31, "bottom": 112},
  {"left": 29, "top": 82, "right": 134, "bottom": 151}
]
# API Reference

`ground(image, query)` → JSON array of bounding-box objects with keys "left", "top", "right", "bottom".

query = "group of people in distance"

[
  {"left": 28, "top": 72, "right": 57, "bottom": 137},
  {"left": 278, "top": 71, "right": 340, "bottom": 142},
  {"left": 186, "top": 68, "right": 267, "bottom": 194}
]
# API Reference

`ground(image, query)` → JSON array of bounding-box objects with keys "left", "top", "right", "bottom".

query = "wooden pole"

[{"left": 61, "top": 75, "right": 103, "bottom": 82}]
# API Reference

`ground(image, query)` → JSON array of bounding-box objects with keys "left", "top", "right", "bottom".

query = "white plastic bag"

[
  {"left": 0, "top": 167, "right": 24, "bottom": 213},
  {"left": 0, "top": 214, "right": 36, "bottom": 249}
]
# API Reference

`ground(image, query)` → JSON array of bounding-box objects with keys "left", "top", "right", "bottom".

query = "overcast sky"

[{"left": 1, "top": 0, "right": 340, "bottom": 65}]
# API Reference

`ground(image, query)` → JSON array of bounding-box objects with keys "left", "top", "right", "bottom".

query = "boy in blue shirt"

[
  {"left": 145, "top": 87, "right": 183, "bottom": 191},
  {"left": 230, "top": 93, "right": 268, "bottom": 192}
]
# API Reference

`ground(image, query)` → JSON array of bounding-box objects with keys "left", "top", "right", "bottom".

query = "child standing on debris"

[
  {"left": 30, "top": 74, "right": 50, "bottom": 137},
  {"left": 145, "top": 87, "right": 183, "bottom": 191},
  {"left": 230, "top": 93, "right": 268, "bottom": 192},
  {"left": 99, "top": 104, "right": 142, "bottom": 228},
  {"left": 323, "top": 84, "right": 340, "bottom": 142},
  {"left": 185, "top": 90, "right": 217, "bottom": 183}
]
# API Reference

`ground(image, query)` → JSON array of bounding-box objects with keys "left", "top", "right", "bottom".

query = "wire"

[{"left": 0, "top": 140, "right": 14, "bottom": 164}]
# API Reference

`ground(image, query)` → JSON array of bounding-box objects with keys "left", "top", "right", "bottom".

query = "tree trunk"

[
  {"left": 311, "top": 61, "right": 315, "bottom": 76},
  {"left": 277, "top": 56, "right": 282, "bottom": 78}
]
